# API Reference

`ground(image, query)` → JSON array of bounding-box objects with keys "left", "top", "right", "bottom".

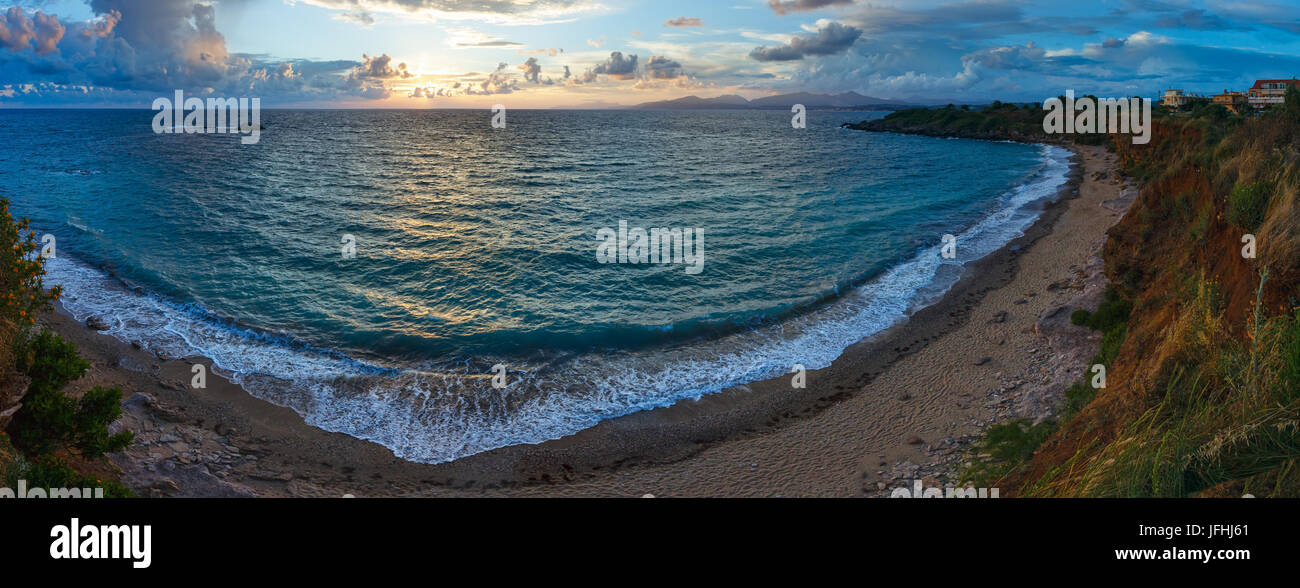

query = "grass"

[{"left": 1023, "top": 273, "right": 1300, "bottom": 497}]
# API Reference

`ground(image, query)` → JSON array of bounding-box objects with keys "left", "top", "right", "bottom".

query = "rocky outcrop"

[{"left": 111, "top": 392, "right": 259, "bottom": 498}]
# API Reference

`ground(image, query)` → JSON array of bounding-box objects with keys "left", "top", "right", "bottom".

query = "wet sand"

[{"left": 44, "top": 143, "right": 1130, "bottom": 497}]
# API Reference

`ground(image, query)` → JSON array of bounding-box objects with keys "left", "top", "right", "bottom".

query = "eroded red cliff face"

[{"left": 1009, "top": 113, "right": 1300, "bottom": 496}]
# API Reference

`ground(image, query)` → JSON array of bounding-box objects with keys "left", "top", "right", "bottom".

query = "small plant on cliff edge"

[
  {"left": 1070, "top": 286, "right": 1133, "bottom": 366},
  {"left": 1227, "top": 182, "right": 1271, "bottom": 230},
  {"left": 961, "top": 419, "right": 1056, "bottom": 487}
]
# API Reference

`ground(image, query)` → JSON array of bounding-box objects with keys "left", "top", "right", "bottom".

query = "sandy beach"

[{"left": 39, "top": 143, "right": 1133, "bottom": 498}]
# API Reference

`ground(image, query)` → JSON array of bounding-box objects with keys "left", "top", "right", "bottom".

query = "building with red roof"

[{"left": 1247, "top": 79, "right": 1300, "bottom": 109}]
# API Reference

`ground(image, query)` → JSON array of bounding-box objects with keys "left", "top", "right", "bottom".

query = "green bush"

[
  {"left": 1, "top": 199, "right": 134, "bottom": 495},
  {"left": 1090, "top": 288, "right": 1133, "bottom": 332},
  {"left": 24, "top": 456, "right": 134, "bottom": 498},
  {"left": 1061, "top": 382, "right": 1098, "bottom": 421},
  {"left": 8, "top": 330, "right": 133, "bottom": 457},
  {"left": 1227, "top": 182, "right": 1271, "bottom": 230},
  {"left": 962, "top": 418, "right": 1058, "bottom": 486},
  {"left": 1071, "top": 287, "right": 1132, "bottom": 335}
]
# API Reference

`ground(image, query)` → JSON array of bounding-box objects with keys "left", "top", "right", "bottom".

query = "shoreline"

[{"left": 41, "top": 142, "right": 1131, "bottom": 497}]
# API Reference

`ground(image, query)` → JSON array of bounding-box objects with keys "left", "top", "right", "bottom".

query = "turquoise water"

[{"left": 0, "top": 109, "right": 1070, "bottom": 462}]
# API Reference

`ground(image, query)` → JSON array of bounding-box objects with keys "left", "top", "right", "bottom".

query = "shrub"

[
  {"left": 9, "top": 330, "right": 133, "bottom": 457},
  {"left": 0, "top": 198, "right": 60, "bottom": 329},
  {"left": 1070, "top": 287, "right": 1132, "bottom": 335},
  {"left": 1227, "top": 182, "right": 1271, "bottom": 229},
  {"left": 1, "top": 199, "right": 133, "bottom": 494},
  {"left": 24, "top": 455, "right": 134, "bottom": 498}
]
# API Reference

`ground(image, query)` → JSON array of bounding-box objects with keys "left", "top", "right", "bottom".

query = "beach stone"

[
  {"left": 85, "top": 316, "right": 111, "bottom": 330},
  {"left": 974, "top": 356, "right": 992, "bottom": 366},
  {"left": 906, "top": 436, "right": 924, "bottom": 445}
]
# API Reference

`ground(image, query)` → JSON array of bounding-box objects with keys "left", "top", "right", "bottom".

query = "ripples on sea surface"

[{"left": 0, "top": 109, "right": 1071, "bottom": 462}]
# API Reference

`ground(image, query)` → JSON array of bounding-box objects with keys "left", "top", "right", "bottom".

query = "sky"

[{"left": 1, "top": 0, "right": 1299, "bottom": 108}]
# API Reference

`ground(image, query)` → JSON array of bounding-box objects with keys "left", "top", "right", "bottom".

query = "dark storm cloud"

[
  {"left": 645, "top": 55, "right": 683, "bottom": 79},
  {"left": 749, "top": 22, "right": 861, "bottom": 62},
  {"left": 767, "top": 0, "right": 853, "bottom": 16},
  {"left": 591, "top": 51, "right": 638, "bottom": 79}
]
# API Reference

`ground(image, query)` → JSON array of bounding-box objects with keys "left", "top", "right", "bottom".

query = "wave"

[{"left": 43, "top": 143, "right": 1073, "bottom": 464}]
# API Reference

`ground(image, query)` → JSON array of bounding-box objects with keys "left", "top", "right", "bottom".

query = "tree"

[
  {"left": 8, "top": 330, "right": 133, "bottom": 457},
  {"left": 1285, "top": 83, "right": 1300, "bottom": 122}
]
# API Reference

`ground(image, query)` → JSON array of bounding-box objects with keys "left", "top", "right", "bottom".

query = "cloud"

[
  {"left": 1152, "top": 8, "right": 1246, "bottom": 31},
  {"left": 665, "top": 16, "right": 702, "bottom": 27},
  {"left": 644, "top": 55, "right": 683, "bottom": 79},
  {"left": 351, "top": 53, "right": 414, "bottom": 79},
  {"left": 457, "top": 40, "right": 524, "bottom": 47},
  {"left": 334, "top": 11, "right": 376, "bottom": 26},
  {"left": 749, "top": 21, "right": 861, "bottom": 62},
  {"left": 835, "top": 0, "right": 1031, "bottom": 41},
  {"left": 0, "top": 7, "right": 64, "bottom": 55},
  {"left": 518, "top": 56, "right": 541, "bottom": 83},
  {"left": 1208, "top": 0, "right": 1300, "bottom": 33},
  {"left": 295, "top": 0, "right": 602, "bottom": 26},
  {"left": 471, "top": 61, "right": 518, "bottom": 94},
  {"left": 591, "top": 50, "right": 638, "bottom": 79},
  {"left": 768, "top": 0, "right": 853, "bottom": 16},
  {"left": 517, "top": 47, "right": 562, "bottom": 56},
  {"left": 0, "top": 1, "right": 419, "bottom": 104},
  {"left": 961, "top": 41, "right": 1046, "bottom": 71}
]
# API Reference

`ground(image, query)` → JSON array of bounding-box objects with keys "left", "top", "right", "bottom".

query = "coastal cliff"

[{"left": 850, "top": 92, "right": 1300, "bottom": 497}]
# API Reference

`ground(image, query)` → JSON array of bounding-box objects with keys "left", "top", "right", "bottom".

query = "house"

[
  {"left": 1162, "top": 89, "right": 1187, "bottom": 108},
  {"left": 1212, "top": 89, "right": 1248, "bottom": 114},
  {"left": 1247, "top": 78, "right": 1300, "bottom": 109},
  {"left": 1161, "top": 89, "right": 1208, "bottom": 109}
]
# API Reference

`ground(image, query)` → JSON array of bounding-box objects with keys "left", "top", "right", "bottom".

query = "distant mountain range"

[{"left": 631, "top": 91, "right": 915, "bottom": 110}]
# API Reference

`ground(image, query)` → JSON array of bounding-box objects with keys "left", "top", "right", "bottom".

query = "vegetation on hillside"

[
  {"left": 0, "top": 198, "right": 133, "bottom": 497},
  {"left": 843, "top": 99, "right": 1112, "bottom": 145},
  {"left": 960, "top": 86, "right": 1300, "bottom": 497}
]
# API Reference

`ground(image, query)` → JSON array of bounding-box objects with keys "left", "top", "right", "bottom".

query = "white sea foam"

[{"left": 43, "top": 144, "right": 1073, "bottom": 464}]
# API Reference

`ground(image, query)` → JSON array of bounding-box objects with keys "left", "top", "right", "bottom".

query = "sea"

[{"left": 0, "top": 108, "right": 1071, "bottom": 463}]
